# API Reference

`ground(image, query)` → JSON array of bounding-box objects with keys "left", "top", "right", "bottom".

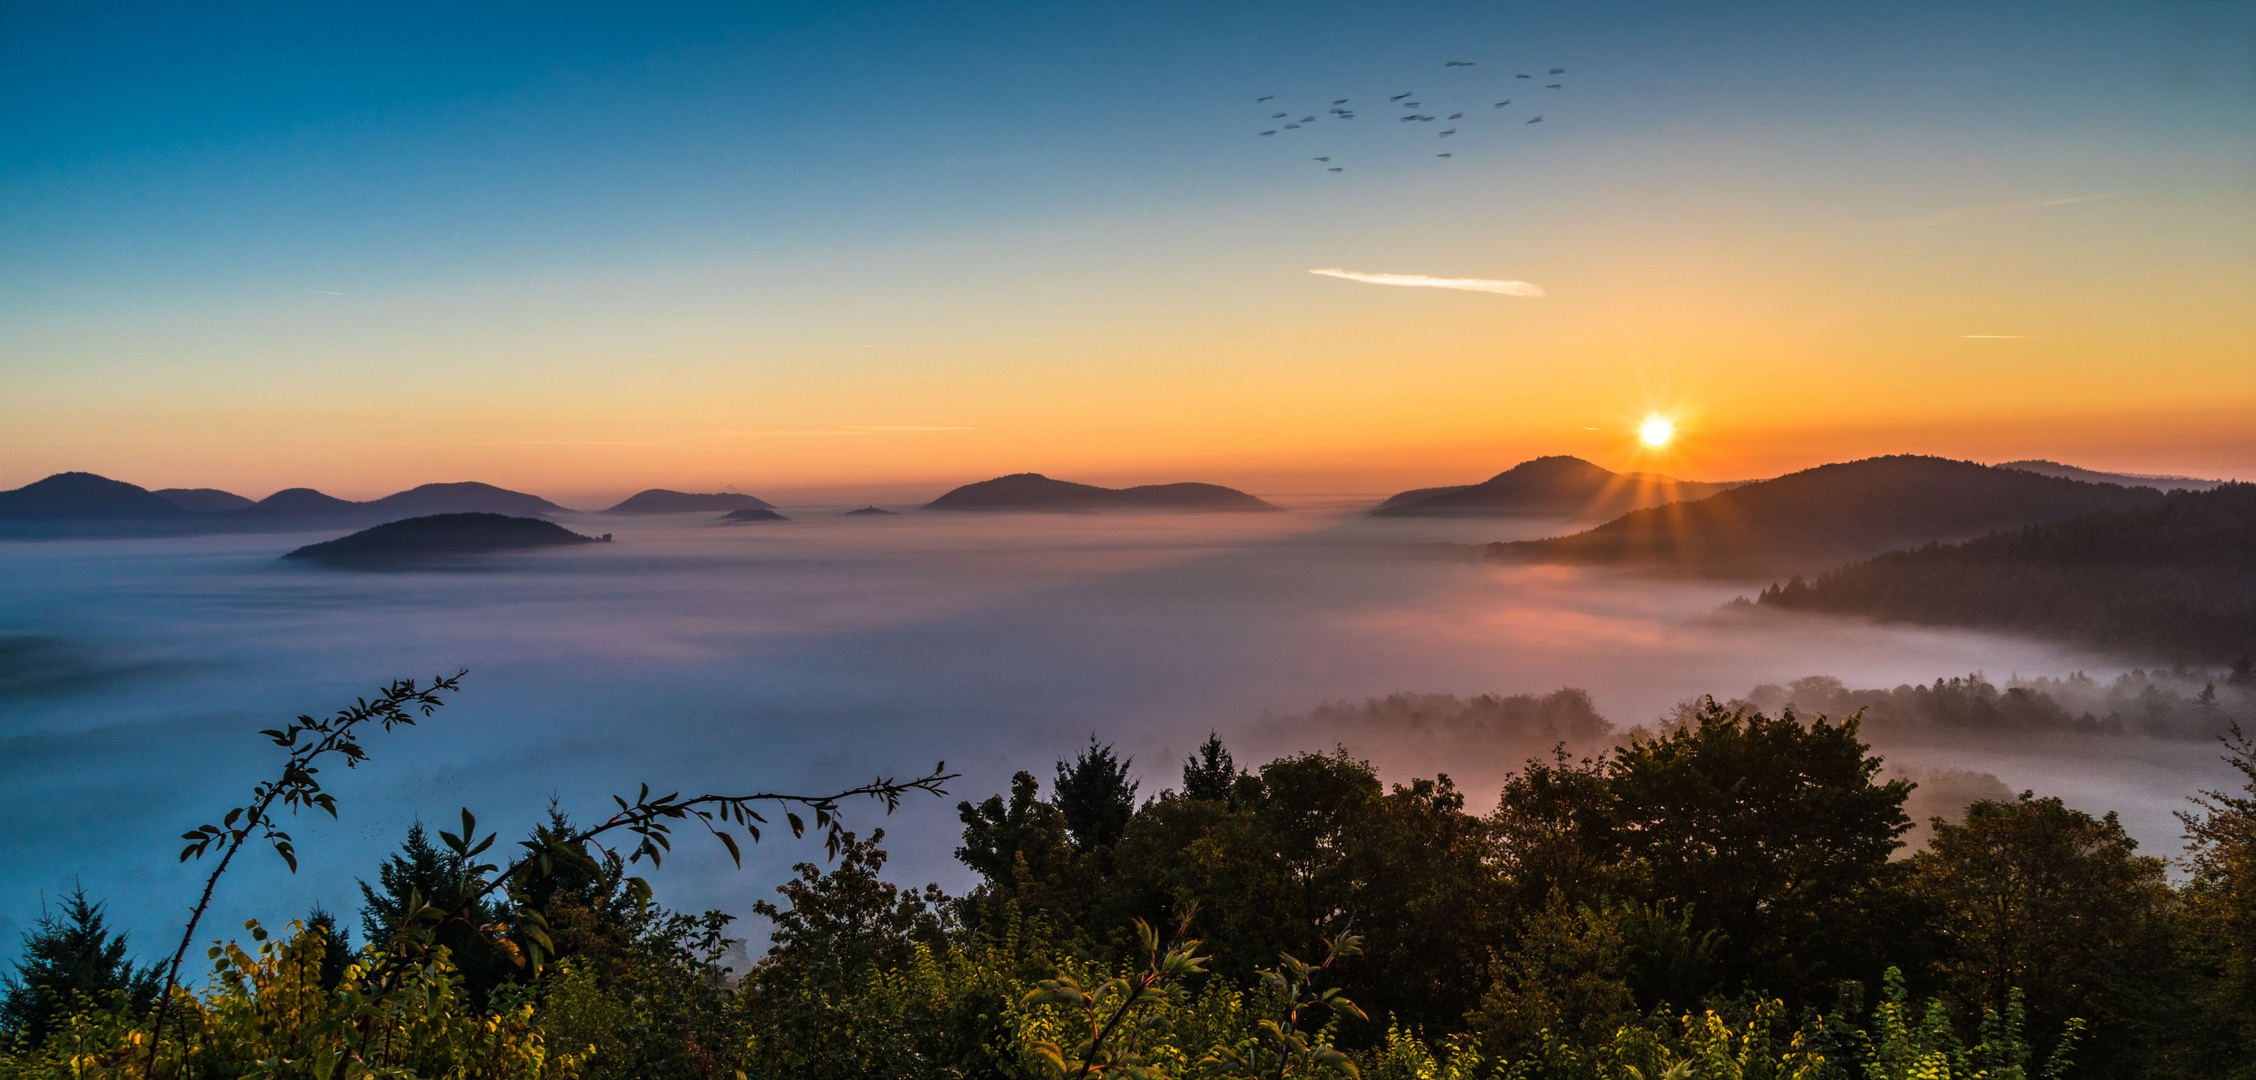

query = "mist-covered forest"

[
  {"left": 1753, "top": 485, "right": 2256, "bottom": 660},
  {"left": 6, "top": 678, "right": 2255, "bottom": 1080}
]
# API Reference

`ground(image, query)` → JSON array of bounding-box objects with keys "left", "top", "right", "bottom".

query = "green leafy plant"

[{"left": 1024, "top": 910, "right": 1209, "bottom": 1079}]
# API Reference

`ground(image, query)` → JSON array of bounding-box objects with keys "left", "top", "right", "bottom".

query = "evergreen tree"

[
  {"left": 1181, "top": 732, "right": 1235, "bottom": 802},
  {"left": 1052, "top": 736, "right": 1138, "bottom": 852},
  {"left": 0, "top": 888, "right": 157, "bottom": 1047},
  {"left": 304, "top": 907, "right": 350, "bottom": 991},
  {"left": 357, "top": 822, "right": 515, "bottom": 1005}
]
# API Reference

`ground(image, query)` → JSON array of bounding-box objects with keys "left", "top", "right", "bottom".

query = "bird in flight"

[
  {"left": 1391, "top": 91, "right": 1413, "bottom": 100},
  {"left": 1493, "top": 99, "right": 1511, "bottom": 108},
  {"left": 1445, "top": 60, "right": 1474, "bottom": 67},
  {"left": 1257, "top": 95, "right": 1273, "bottom": 102},
  {"left": 1271, "top": 112, "right": 1287, "bottom": 118},
  {"left": 1327, "top": 166, "right": 1343, "bottom": 172},
  {"left": 1549, "top": 67, "right": 1566, "bottom": 74},
  {"left": 1516, "top": 73, "right": 1530, "bottom": 79},
  {"left": 1526, "top": 115, "right": 1543, "bottom": 123},
  {"left": 1314, "top": 157, "right": 1330, "bottom": 162},
  {"left": 1333, "top": 99, "right": 1349, "bottom": 104},
  {"left": 1546, "top": 83, "right": 1561, "bottom": 89},
  {"left": 1402, "top": 101, "right": 1420, "bottom": 108},
  {"left": 1439, "top": 129, "right": 1457, "bottom": 136},
  {"left": 1436, "top": 152, "right": 1453, "bottom": 158},
  {"left": 1447, "top": 112, "right": 1463, "bottom": 119},
  {"left": 1398, "top": 114, "right": 1420, "bottom": 122},
  {"left": 1260, "top": 130, "right": 1276, "bottom": 136},
  {"left": 1283, "top": 123, "right": 1300, "bottom": 129},
  {"left": 1299, "top": 116, "right": 1315, "bottom": 122}
]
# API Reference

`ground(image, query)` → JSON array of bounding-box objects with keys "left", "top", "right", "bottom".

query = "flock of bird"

[{"left": 1253, "top": 60, "right": 1568, "bottom": 172}]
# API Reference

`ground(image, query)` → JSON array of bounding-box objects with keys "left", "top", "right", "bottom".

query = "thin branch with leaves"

[{"left": 145, "top": 671, "right": 465, "bottom": 1079}]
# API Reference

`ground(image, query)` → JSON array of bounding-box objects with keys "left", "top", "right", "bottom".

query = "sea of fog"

[{"left": 0, "top": 501, "right": 2239, "bottom": 960}]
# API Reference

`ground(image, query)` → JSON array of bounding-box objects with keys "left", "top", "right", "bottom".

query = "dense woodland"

[
  {"left": 6, "top": 687, "right": 2256, "bottom": 1080},
  {"left": 1755, "top": 484, "right": 2256, "bottom": 661}
]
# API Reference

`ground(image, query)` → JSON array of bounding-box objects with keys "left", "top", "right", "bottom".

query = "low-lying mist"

[{"left": 1, "top": 502, "right": 2242, "bottom": 955}]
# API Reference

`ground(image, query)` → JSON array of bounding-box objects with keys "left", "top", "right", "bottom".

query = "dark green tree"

[
  {"left": 1182, "top": 732, "right": 1235, "bottom": 803},
  {"left": 0, "top": 888, "right": 157, "bottom": 1047},
  {"left": 955, "top": 771, "right": 1083, "bottom": 935},
  {"left": 357, "top": 822, "right": 517, "bottom": 1006},
  {"left": 1910, "top": 793, "right": 2178, "bottom": 1078},
  {"left": 1601, "top": 700, "right": 1913, "bottom": 1000},
  {"left": 1053, "top": 737, "right": 1138, "bottom": 852},
  {"left": 752, "top": 829, "right": 948, "bottom": 980},
  {"left": 303, "top": 907, "right": 351, "bottom": 991}
]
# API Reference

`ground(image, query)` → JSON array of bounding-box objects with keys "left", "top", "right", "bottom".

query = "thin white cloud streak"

[
  {"left": 1897, "top": 193, "right": 2117, "bottom": 228},
  {"left": 1310, "top": 268, "right": 1545, "bottom": 297}
]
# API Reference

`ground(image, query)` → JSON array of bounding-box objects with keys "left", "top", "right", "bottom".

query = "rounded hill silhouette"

[
  {"left": 281, "top": 513, "right": 604, "bottom": 567},
  {"left": 605, "top": 489, "right": 774, "bottom": 514},
  {"left": 925, "top": 473, "right": 1276, "bottom": 513}
]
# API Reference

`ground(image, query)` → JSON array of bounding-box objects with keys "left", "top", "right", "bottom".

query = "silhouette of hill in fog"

[
  {"left": 154, "top": 487, "right": 256, "bottom": 512},
  {"left": 720, "top": 507, "right": 789, "bottom": 523},
  {"left": 1491, "top": 455, "right": 2165, "bottom": 577},
  {"left": 1753, "top": 483, "right": 2256, "bottom": 660},
  {"left": 1373, "top": 455, "right": 1733, "bottom": 518},
  {"left": 0, "top": 473, "right": 575, "bottom": 537},
  {"left": 0, "top": 472, "right": 194, "bottom": 521},
  {"left": 844, "top": 505, "right": 898, "bottom": 516},
  {"left": 603, "top": 489, "right": 775, "bottom": 514},
  {"left": 1997, "top": 459, "right": 2226, "bottom": 493},
  {"left": 925, "top": 473, "right": 1277, "bottom": 513},
  {"left": 281, "top": 513, "right": 603, "bottom": 567}
]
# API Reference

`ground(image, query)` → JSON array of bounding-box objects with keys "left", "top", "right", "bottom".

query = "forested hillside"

[{"left": 1755, "top": 484, "right": 2256, "bottom": 660}]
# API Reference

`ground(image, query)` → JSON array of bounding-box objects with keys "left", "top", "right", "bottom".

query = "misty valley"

[{"left": 3, "top": 455, "right": 2253, "bottom": 1079}]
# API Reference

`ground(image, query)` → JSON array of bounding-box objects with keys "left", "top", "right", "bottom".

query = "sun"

[{"left": 1639, "top": 416, "right": 1675, "bottom": 448}]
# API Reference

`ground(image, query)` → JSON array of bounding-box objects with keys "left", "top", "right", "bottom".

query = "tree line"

[{"left": 5, "top": 682, "right": 2255, "bottom": 1079}]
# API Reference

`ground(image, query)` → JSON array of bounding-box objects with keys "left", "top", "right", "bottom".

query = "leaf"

[
  {"left": 787, "top": 812, "right": 805, "bottom": 838},
  {"left": 715, "top": 831, "right": 742, "bottom": 866}
]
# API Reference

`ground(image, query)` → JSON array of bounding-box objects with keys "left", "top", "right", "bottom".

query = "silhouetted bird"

[
  {"left": 1526, "top": 115, "right": 1542, "bottom": 123},
  {"left": 1260, "top": 130, "right": 1276, "bottom": 136},
  {"left": 1493, "top": 99, "right": 1511, "bottom": 108},
  {"left": 1327, "top": 167, "right": 1342, "bottom": 172},
  {"left": 1333, "top": 99, "right": 1349, "bottom": 104},
  {"left": 1436, "top": 152, "right": 1452, "bottom": 158},
  {"left": 1445, "top": 60, "right": 1474, "bottom": 67},
  {"left": 1402, "top": 101, "right": 1420, "bottom": 107},
  {"left": 1271, "top": 112, "right": 1287, "bottom": 118},
  {"left": 1439, "top": 129, "right": 1457, "bottom": 136},
  {"left": 1448, "top": 112, "right": 1463, "bottom": 119},
  {"left": 1391, "top": 91, "right": 1413, "bottom": 100},
  {"left": 1257, "top": 95, "right": 1274, "bottom": 102},
  {"left": 1313, "top": 156, "right": 1330, "bottom": 162},
  {"left": 1283, "top": 123, "right": 1300, "bottom": 128},
  {"left": 1399, "top": 114, "right": 1420, "bottom": 122},
  {"left": 1516, "top": 73, "right": 1531, "bottom": 78},
  {"left": 1546, "top": 83, "right": 1561, "bottom": 88},
  {"left": 1549, "top": 67, "right": 1565, "bottom": 74},
  {"left": 1299, "top": 116, "right": 1314, "bottom": 122}
]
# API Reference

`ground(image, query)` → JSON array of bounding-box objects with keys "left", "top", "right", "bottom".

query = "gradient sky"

[{"left": 3, "top": 0, "right": 2252, "bottom": 502}]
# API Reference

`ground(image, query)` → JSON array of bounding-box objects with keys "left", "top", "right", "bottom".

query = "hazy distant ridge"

[
  {"left": 0, "top": 473, "right": 573, "bottom": 537},
  {"left": 925, "top": 473, "right": 1277, "bottom": 513},
  {"left": 1492, "top": 455, "right": 2165, "bottom": 576},
  {"left": 602, "top": 489, "right": 775, "bottom": 514},
  {"left": 1755, "top": 483, "right": 2256, "bottom": 659},
  {"left": 1374, "top": 455, "right": 1732, "bottom": 518},
  {"left": 1997, "top": 459, "right": 2226, "bottom": 492},
  {"left": 281, "top": 513, "right": 602, "bottom": 567}
]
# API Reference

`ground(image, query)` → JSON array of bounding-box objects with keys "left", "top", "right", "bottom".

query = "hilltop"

[
  {"left": 1996, "top": 459, "right": 2226, "bottom": 493},
  {"left": 1753, "top": 483, "right": 2256, "bottom": 660},
  {"left": 720, "top": 507, "right": 790, "bottom": 523},
  {"left": 925, "top": 473, "right": 1277, "bottom": 513},
  {"left": 1373, "top": 455, "right": 1732, "bottom": 517},
  {"left": 0, "top": 473, "right": 574, "bottom": 537},
  {"left": 281, "top": 513, "right": 605, "bottom": 567},
  {"left": 1492, "top": 455, "right": 2164, "bottom": 576},
  {"left": 604, "top": 489, "right": 775, "bottom": 514}
]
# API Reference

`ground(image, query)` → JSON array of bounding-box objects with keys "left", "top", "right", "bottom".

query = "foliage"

[
  {"left": 1055, "top": 739, "right": 1140, "bottom": 854},
  {"left": 0, "top": 890, "right": 158, "bottom": 1049},
  {"left": 1181, "top": 736, "right": 1236, "bottom": 804}
]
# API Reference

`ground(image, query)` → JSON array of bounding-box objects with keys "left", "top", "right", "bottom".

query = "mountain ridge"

[{"left": 925, "top": 473, "right": 1278, "bottom": 513}]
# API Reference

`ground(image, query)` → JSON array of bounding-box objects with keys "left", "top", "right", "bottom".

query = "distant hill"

[
  {"left": 1374, "top": 456, "right": 1732, "bottom": 518},
  {"left": 844, "top": 505, "right": 899, "bottom": 516},
  {"left": 604, "top": 489, "right": 774, "bottom": 514},
  {"left": 360, "top": 482, "right": 570, "bottom": 518},
  {"left": 0, "top": 473, "right": 192, "bottom": 520},
  {"left": 281, "top": 513, "right": 604, "bottom": 567},
  {"left": 1997, "top": 459, "right": 2226, "bottom": 493},
  {"left": 1491, "top": 455, "right": 2165, "bottom": 577},
  {"left": 925, "top": 473, "right": 1278, "bottom": 513},
  {"left": 154, "top": 488, "right": 256, "bottom": 512},
  {"left": 720, "top": 507, "right": 789, "bottom": 523},
  {"left": 1753, "top": 484, "right": 2256, "bottom": 661},
  {"left": 0, "top": 472, "right": 577, "bottom": 537}
]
